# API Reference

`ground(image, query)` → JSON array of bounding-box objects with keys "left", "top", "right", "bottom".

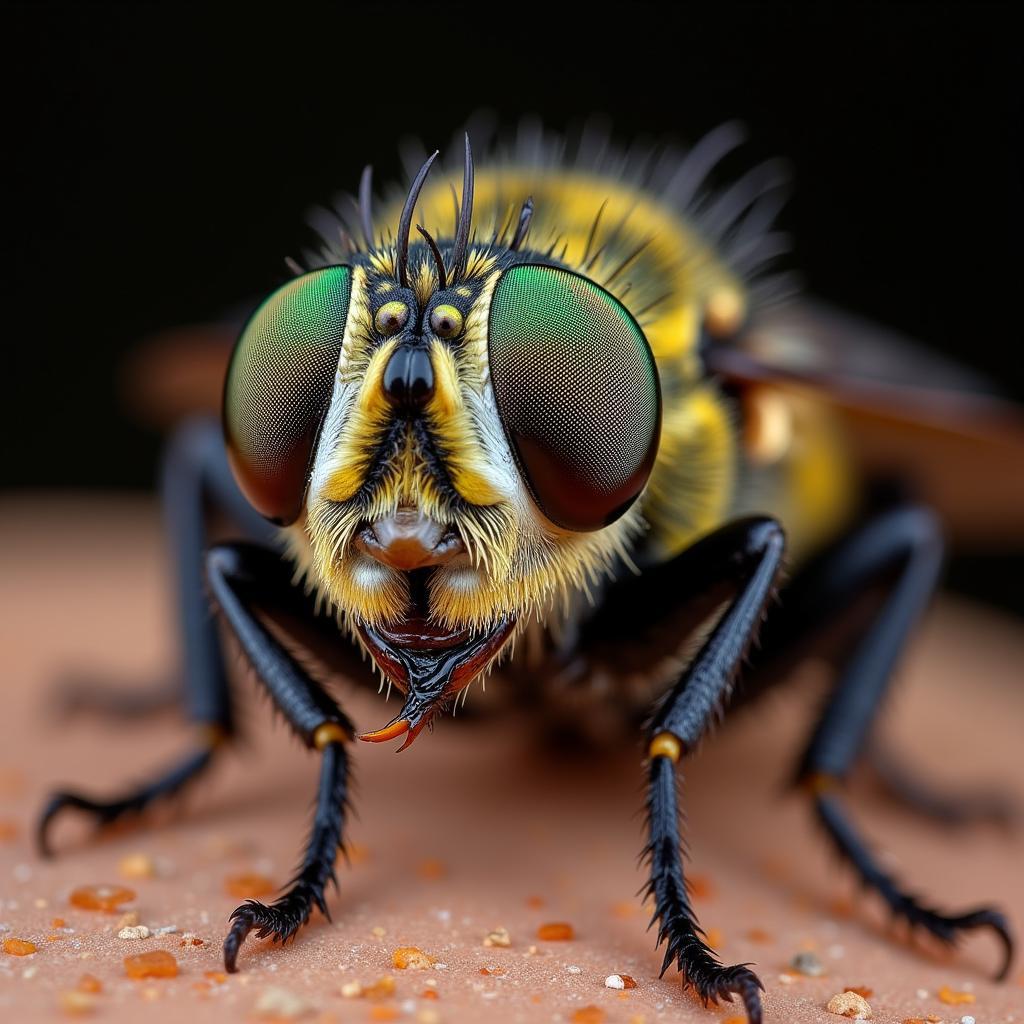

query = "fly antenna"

[
  {"left": 358, "top": 165, "right": 375, "bottom": 249},
  {"left": 509, "top": 196, "right": 534, "bottom": 251},
  {"left": 416, "top": 224, "right": 447, "bottom": 289},
  {"left": 396, "top": 150, "right": 439, "bottom": 288},
  {"left": 449, "top": 133, "right": 475, "bottom": 283}
]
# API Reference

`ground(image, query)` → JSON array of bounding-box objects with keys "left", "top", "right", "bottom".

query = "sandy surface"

[{"left": 1, "top": 495, "right": 1023, "bottom": 1023}]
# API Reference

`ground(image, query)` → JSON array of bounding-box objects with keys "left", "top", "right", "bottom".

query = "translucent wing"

[{"left": 705, "top": 300, "right": 1024, "bottom": 546}]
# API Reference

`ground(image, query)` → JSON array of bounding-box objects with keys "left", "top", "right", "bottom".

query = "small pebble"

[
  {"left": 57, "top": 989, "right": 96, "bottom": 1016},
  {"left": 939, "top": 986, "right": 976, "bottom": 1006},
  {"left": 253, "top": 986, "right": 312, "bottom": 1019},
  {"left": 483, "top": 926, "right": 511, "bottom": 948},
  {"left": 961, "top": 1017, "right": 976, "bottom": 1024},
  {"left": 70, "top": 885, "right": 135, "bottom": 913},
  {"left": 118, "top": 853, "right": 156, "bottom": 880},
  {"left": 827, "top": 990, "right": 872, "bottom": 1019},
  {"left": 118, "top": 925, "right": 151, "bottom": 940},
  {"left": 3, "top": 937, "right": 37, "bottom": 956},
  {"left": 392, "top": 946, "right": 436, "bottom": 970},
  {"left": 604, "top": 974, "right": 624, "bottom": 989},
  {"left": 567, "top": 965, "right": 582, "bottom": 975},
  {"left": 123, "top": 950, "right": 178, "bottom": 979},
  {"left": 791, "top": 951, "right": 825, "bottom": 976}
]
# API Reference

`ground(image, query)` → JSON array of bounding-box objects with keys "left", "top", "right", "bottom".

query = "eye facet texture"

[
  {"left": 488, "top": 264, "right": 661, "bottom": 531},
  {"left": 224, "top": 266, "right": 352, "bottom": 524}
]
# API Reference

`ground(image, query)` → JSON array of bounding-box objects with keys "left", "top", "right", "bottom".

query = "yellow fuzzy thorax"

[{"left": 288, "top": 141, "right": 850, "bottom": 642}]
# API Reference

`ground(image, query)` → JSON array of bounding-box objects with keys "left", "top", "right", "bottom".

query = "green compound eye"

[
  {"left": 488, "top": 264, "right": 661, "bottom": 531},
  {"left": 224, "top": 266, "right": 352, "bottom": 525}
]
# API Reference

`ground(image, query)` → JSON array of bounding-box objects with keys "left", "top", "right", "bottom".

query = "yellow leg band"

[
  {"left": 804, "top": 772, "right": 839, "bottom": 795},
  {"left": 313, "top": 722, "right": 350, "bottom": 750},
  {"left": 198, "top": 724, "right": 228, "bottom": 749},
  {"left": 648, "top": 732, "right": 683, "bottom": 763}
]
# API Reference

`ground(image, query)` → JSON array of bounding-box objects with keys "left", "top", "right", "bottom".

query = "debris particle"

[
  {"left": 51, "top": 917, "right": 66, "bottom": 928},
  {"left": 605, "top": 974, "right": 637, "bottom": 990},
  {"left": 777, "top": 973, "right": 796, "bottom": 985},
  {"left": 224, "top": 872, "right": 275, "bottom": 898},
  {"left": 537, "top": 922, "right": 575, "bottom": 941},
  {"left": 3, "top": 937, "right": 37, "bottom": 956},
  {"left": 123, "top": 949, "right": 178, "bottom": 979},
  {"left": 253, "top": 986, "right": 312, "bottom": 1019},
  {"left": 571, "top": 1007, "right": 606, "bottom": 1023},
  {"left": 118, "top": 853, "right": 156, "bottom": 880},
  {"left": 57, "top": 990, "right": 97, "bottom": 1016},
  {"left": 961, "top": 1017, "right": 976, "bottom": 1024},
  {"left": 393, "top": 946, "right": 437, "bottom": 970},
  {"left": 179, "top": 933, "right": 205, "bottom": 947},
  {"left": 567, "top": 965, "right": 582, "bottom": 975},
  {"left": 340, "top": 980, "right": 363, "bottom": 998},
  {"left": 117, "top": 911, "right": 140, "bottom": 928},
  {"left": 483, "top": 926, "right": 511, "bottom": 947},
  {"left": 791, "top": 951, "right": 825, "bottom": 976},
  {"left": 417, "top": 858, "right": 447, "bottom": 880},
  {"left": 118, "top": 925, "right": 151, "bottom": 940},
  {"left": 372, "top": 926, "right": 387, "bottom": 939},
  {"left": 151, "top": 924, "right": 177, "bottom": 936},
  {"left": 827, "top": 990, "right": 872, "bottom": 1019},
  {"left": 77, "top": 975, "right": 102, "bottom": 993},
  {"left": 938, "top": 986, "right": 976, "bottom": 1005},
  {"left": 845, "top": 986, "right": 873, "bottom": 999},
  {"left": 364, "top": 976, "right": 397, "bottom": 999},
  {"left": 70, "top": 884, "right": 136, "bottom": 912}
]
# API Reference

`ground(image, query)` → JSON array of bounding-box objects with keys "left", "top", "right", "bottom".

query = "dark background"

[{"left": 3, "top": 4, "right": 1022, "bottom": 603}]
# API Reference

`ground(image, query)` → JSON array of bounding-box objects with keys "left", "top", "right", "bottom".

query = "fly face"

[{"left": 224, "top": 141, "right": 662, "bottom": 747}]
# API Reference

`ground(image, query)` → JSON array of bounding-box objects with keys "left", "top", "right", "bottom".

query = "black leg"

[
  {"left": 642, "top": 516, "right": 785, "bottom": 1024},
  {"left": 204, "top": 541, "right": 354, "bottom": 972},
  {"left": 38, "top": 417, "right": 274, "bottom": 855},
  {"left": 751, "top": 504, "right": 1013, "bottom": 980}
]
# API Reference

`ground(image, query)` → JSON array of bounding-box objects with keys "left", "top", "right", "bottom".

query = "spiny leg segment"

[
  {"left": 641, "top": 516, "right": 786, "bottom": 1024},
  {"left": 38, "top": 419, "right": 272, "bottom": 854},
  {"left": 753, "top": 504, "right": 1014, "bottom": 978},
  {"left": 205, "top": 542, "right": 354, "bottom": 972}
]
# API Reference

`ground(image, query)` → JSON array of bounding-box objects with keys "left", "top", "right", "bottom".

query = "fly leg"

[
  {"left": 640, "top": 516, "right": 786, "bottom": 1024},
  {"left": 750, "top": 503, "right": 1013, "bottom": 978},
  {"left": 38, "top": 417, "right": 275, "bottom": 854},
  {"left": 203, "top": 542, "right": 353, "bottom": 973}
]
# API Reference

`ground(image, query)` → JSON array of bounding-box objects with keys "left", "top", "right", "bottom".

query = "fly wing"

[{"left": 705, "top": 300, "right": 1024, "bottom": 546}]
